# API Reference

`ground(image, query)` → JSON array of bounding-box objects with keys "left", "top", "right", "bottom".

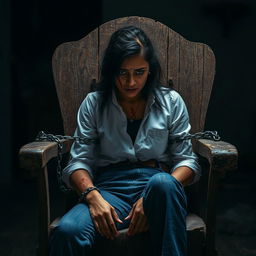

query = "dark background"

[{"left": 0, "top": 0, "right": 256, "bottom": 255}]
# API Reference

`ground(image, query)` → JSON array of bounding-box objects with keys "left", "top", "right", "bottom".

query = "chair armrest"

[
  {"left": 193, "top": 139, "right": 238, "bottom": 254},
  {"left": 194, "top": 139, "right": 238, "bottom": 172},
  {"left": 19, "top": 139, "right": 72, "bottom": 256},
  {"left": 19, "top": 139, "right": 72, "bottom": 170}
]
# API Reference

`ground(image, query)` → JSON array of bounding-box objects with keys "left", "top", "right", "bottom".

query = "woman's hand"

[
  {"left": 125, "top": 197, "right": 149, "bottom": 236},
  {"left": 86, "top": 190, "right": 123, "bottom": 240}
]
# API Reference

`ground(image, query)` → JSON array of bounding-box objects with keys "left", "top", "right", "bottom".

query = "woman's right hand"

[{"left": 86, "top": 190, "right": 123, "bottom": 240}]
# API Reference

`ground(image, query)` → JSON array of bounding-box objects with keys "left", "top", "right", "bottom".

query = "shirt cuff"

[
  {"left": 62, "top": 161, "right": 94, "bottom": 188},
  {"left": 170, "top": 160, "right": 201, "bottom": 185}
]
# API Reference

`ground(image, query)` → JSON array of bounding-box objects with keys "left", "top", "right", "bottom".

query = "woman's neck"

[
  {"left": 117, "top": 97, "right": 146, "bottom": 120},
  {"left": 116, "top": 93, "right": 144, "bottom": 104}
]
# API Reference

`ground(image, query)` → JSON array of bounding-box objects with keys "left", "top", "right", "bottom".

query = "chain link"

[
  {"left": 35, "top": 131, "right": 71, "bottom": 193},
  {"left": 35, "top": 130, "right": 220, "bottom": 193},
  {"left": 172, "top": 130, "right": 221, "bottom": 142}
]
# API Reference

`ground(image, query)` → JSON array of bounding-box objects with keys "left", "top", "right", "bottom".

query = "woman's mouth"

[{"left": 125, "top": 88, "right": 138, "bottom": 91}]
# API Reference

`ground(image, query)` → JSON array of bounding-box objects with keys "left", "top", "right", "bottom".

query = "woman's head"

[{"left": 99, "top": 26, "right": 161, "bottom": 101}]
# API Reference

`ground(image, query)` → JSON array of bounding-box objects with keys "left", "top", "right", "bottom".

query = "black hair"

[{"left": 95, "top": 26, "right": 162, "bottom": 109}]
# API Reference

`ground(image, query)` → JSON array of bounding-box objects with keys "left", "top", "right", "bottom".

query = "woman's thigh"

[{"left": 54, "top": 189, "right": 132, "bottom": 240}]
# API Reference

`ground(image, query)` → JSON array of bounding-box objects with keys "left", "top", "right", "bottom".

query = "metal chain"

[
  {"left": 35, "top": 131, "right": 71, "bottom": 193},
  {"left": 35, "top": 130, "right": 220, "bottom": 194},
  {"left": 172, "top": 130, "right": 221, "bottom": 142}
]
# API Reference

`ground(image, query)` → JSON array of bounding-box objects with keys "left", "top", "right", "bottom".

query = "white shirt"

[{"left": 63, "top": 87, "right": 201, "bottom": 187}]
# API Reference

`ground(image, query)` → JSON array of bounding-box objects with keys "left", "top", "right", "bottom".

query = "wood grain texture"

[
  {"left": 19, "top": 139, "right": 71, "bottom": 170},
  {"left": 139, "top": 17, "right": 169, "bottom": 84},
  {"left": 52, "top": 29, "right": 99, "bottom": 136},
  {"left": 202, "top": 45, "right": 215, "bottom": 129},
  {"left": 194, "top": 138, "right": 238, "bottom": 256},
  {"left": 194, "top": 139, "right": 238, "bottom": 172},
  {"left": 38, "top": 166, "right": 50, "bottom": 256},
  {"left": 177, "top": 38, "right": 205, "bottom": 133},
  {"left": 168, "top": 28, "right": 181, "bottom": 89}
]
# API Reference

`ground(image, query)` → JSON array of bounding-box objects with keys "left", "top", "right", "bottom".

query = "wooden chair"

[{"left": 19, "top": 16, "right": 238, "bottom": 256}]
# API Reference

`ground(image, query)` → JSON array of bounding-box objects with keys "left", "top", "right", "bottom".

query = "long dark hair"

[{"left": 96, "top": 26, "right": 162, "bottom": 109}]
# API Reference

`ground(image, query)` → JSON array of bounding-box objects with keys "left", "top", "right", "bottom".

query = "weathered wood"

[
  {"left": 37, "top": 166, "right": 50, "bottom": 256},
  {"left": 98, "top": 19, "right": 116, "bottom": 70},
  {"left": 19, "top": 139, "right": 71, "bottom": 170},
  {"left": 194, "top": 139, "right": 238, "bottom": 172},
  {"left": 52, "top": 28, "right": 99, "bottom": 136},
  {"left": 139, "top": 17, "right": 169, "bottom": 84},
  {"left": 168, "top": 28, "right": 181, "bottom": 90},
  {"left": 204, "top": 166, "right": 219, "bottom": 256},
  {"left": 194, "top": 139, "right": 238, "bottom": 256},
  {"left": 178, "top": 38, "right": 205, "bottom": 133},
  {"left": 201, "top": 46, "right": 215, "bottom": 131}
]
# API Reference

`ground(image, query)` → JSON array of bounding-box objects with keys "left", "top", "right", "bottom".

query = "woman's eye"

[
  {"left": 119, "top": 70, "right": 127, "bottom": 76},
  {"left": 135, "top": 70, "right": 145, "bottom": 75}
]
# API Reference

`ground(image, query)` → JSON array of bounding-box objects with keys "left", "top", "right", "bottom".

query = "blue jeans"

[{"left": 49, "top": 168, "right": 187, "bottom": 256}]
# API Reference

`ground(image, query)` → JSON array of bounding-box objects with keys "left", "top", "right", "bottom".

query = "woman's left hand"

[{"left": 125, "top": 197, "right": 149, "bottom": 236}]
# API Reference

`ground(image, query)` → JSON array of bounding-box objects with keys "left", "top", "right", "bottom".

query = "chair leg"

[
  {"left": 37, "top": 166, "right": 50, "bottom": 256},
  {"left": 205, "top": 167, "right": 220, "bottom": 256}
]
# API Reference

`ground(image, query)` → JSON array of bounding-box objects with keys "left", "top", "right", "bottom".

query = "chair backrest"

[{"left": 52, "top": 16, "right": 215, "bottom": 136}]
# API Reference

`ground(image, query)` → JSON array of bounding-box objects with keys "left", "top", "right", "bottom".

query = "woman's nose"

[{"left": 127, "top": 74, "right": 136, "bottom": 87}]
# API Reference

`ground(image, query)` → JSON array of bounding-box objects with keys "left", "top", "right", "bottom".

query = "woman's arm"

[
  {"left": 70, "top": 169, "right": 95, "bottom": 194},
  {"left": 65, "top": 94, "right": 122, "bottom": 239},
  {"left": 171, "top": 166, "right": 195, "bottom": 187},
  {"left": 62, "top": 93, "right": 99, "bottom": 188},
  {"left": 70, "top": 169, "right": 123, "bottom": 240},
  {"left": 168, "top": 91, "right": 201, "bottom": 185}
]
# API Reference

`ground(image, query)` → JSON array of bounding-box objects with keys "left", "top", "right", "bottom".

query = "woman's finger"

[
  {"left": 125, "top": 205, "right": 135, "bottom": 220},
  {"left": 128, "top": 209, "right": 140, "bottom": 235},
  {"left": 111, "top": 208, "right": 123, "bottom": 224},
  {"left": 105, "top": 210, "right": 118, "bottom": 237},
  {"left": 97, "top": 216, "right": 113, "bottom": 239},
  {"left": 94, "top": 221, "right": 103, "bottom": 236}
]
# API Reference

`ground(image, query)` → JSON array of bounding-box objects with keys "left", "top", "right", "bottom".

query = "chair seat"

[{"left": 50, "top": 213, "right": 206, "bottom": 256}]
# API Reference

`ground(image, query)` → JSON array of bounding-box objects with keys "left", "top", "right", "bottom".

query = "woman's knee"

[
  {"left": 52, "top": 205, "right": 95, "bottom": 243},
  {"left": 49, "top": 218, "right": 94, "bottom": 255},
  {"left": 53, "top": 218, "right": 83, "bottom": 241},
  {"left": 147, "top": 173, "right": 182, "bottom": 195}
]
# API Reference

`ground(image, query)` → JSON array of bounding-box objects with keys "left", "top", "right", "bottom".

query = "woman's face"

[{"left": 115, "top": 54, "right": 150, "bottom": 102}]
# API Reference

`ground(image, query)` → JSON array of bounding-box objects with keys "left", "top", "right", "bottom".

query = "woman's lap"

[
  {"left": 52, "top": 168, "right": 165, "bottom": 239},
  {"left": 50, "top": 168, "right": 187, "bottom": 255}
]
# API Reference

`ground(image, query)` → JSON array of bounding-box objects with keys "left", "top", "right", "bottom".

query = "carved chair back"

[
  {"left": 52, "top": 16, "right": 215, "bottom": 137},
  {"left": 52, "top": 16, "right": 215, "bottom": 217}
]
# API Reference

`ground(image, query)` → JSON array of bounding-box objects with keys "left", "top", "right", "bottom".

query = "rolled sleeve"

[
  {"left": 168, "top": 92, "right": 201, "bottom": 184},
  {"left": 62, "top": 93, "right": 98, "bottom": 188}
]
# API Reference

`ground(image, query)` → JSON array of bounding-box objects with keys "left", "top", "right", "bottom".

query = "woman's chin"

[{"left": 123, "top": 89, "right": 141, "bottom": 98}]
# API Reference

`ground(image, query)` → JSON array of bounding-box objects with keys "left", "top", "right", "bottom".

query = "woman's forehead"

[{"left": 120, "top": 55, "right": 149, "bottom": 69}]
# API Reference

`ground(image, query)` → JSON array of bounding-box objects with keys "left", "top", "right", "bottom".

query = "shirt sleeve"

[
  {"left": 62, "top": 93, "right": 98, "bottom": 188},
  {"left": 168, "top": 91, "right": 201, "bottom": 184}
]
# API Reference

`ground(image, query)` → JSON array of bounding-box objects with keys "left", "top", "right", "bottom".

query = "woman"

[{"left": 49, "top": 26, "right": 201, "bottom": 256}]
